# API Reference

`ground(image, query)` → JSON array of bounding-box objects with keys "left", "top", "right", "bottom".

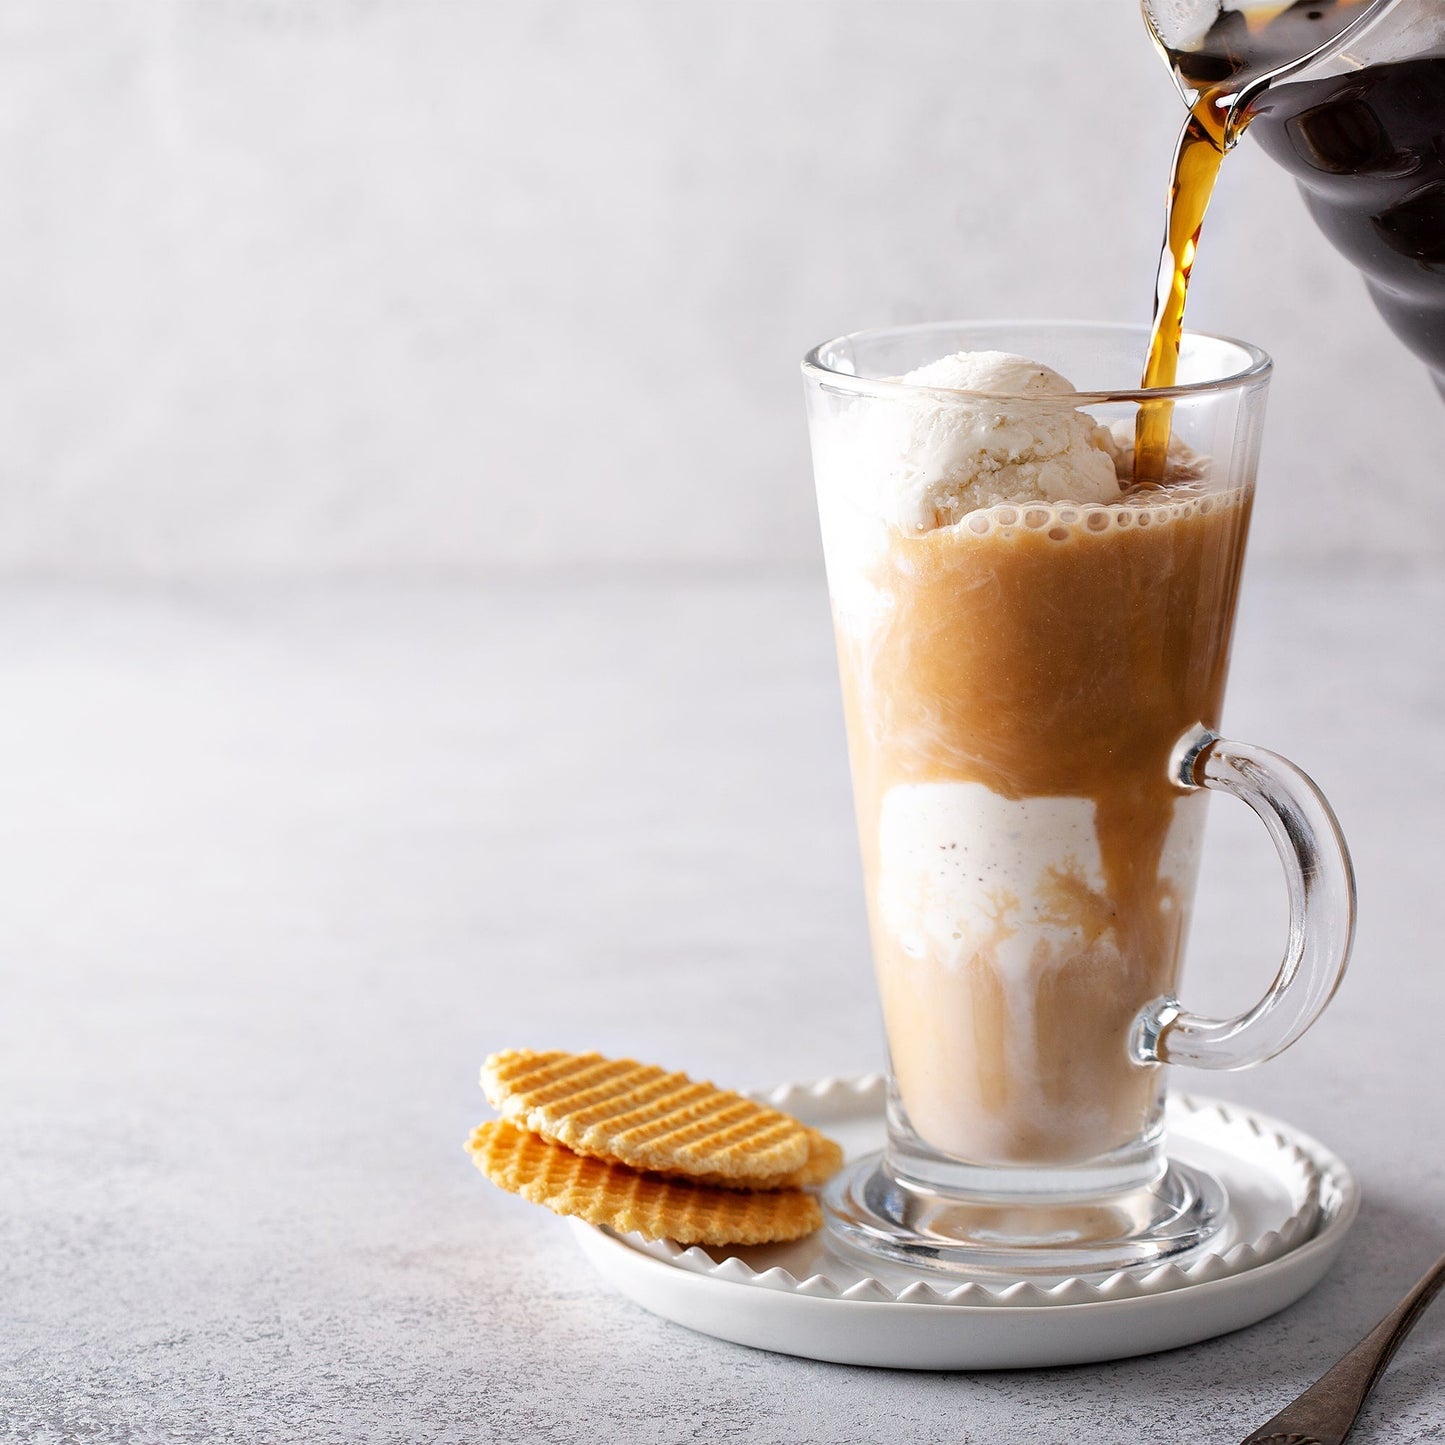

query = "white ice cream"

[
  {"left": 878, "top": 784, "right": 1109, "bottom": 976},
  {"left": 877, "top": 783, "right": 1207, "bottom": 980},
  {"left": 813, "top": 350, "right": 1125, "bottom": 634},
  {"left": 876, "top": 781, "right": 1209, "bottom": 1159},
  {"left": 877, "top": 351, "right": 1121, "bottom": 532}
]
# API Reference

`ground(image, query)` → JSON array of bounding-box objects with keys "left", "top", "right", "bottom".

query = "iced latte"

[{"left": 813, "top": 346, "right": 1251, "bottom": 1169}]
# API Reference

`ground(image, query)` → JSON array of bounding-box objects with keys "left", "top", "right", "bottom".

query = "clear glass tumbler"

[{"left": 803, "top": 321, "right": 1355, "bottom": 1277}]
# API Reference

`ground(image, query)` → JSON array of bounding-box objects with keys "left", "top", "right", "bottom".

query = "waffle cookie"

[
  {"left": 480, "top": 1049, "right": 815, "bottom": 1186},
  {"left": 688, "top": 1127, "right": 844, "bottom": 1192},
  {"left": 466, "top": 1119, "right": 823, "bottom": 1246}
]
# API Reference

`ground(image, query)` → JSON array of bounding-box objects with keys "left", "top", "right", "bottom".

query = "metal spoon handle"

[{"left": 1242, "top": 1251, "right": 1445, "bottom": 1445}]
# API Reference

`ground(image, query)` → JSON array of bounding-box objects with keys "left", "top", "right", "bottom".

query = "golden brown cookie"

[
  {"left": 688, "top": 1127, "right": 844, "bottom": 1191},
  {"left": 480, "top": 1049, "right": 813, "bottom": 1185},
  {"left": 466, "top": 1119, "right": 823, "bottom": 1245}
]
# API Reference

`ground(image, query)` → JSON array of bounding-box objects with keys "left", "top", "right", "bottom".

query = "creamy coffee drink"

[{"left": 818, "top": 352, "right": 1251, "bottom": 1167}]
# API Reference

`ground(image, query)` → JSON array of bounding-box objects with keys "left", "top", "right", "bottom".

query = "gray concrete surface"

[{"left": 3, "top": 569, "right": 1443, "bottom": 1442}]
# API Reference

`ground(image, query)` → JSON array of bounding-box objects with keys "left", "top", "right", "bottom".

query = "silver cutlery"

[{"left": 1241, "top": 1250, "right": 1445, "bottom": 1445}]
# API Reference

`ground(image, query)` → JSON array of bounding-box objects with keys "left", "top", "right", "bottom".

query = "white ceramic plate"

[{"left": 570, "top": 1077, "right": 1358, "bottom": 1369}]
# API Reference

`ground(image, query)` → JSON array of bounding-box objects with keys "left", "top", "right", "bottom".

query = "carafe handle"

[{"left": 1131, "top": 725, "right": 1356, "bottom": 1070}]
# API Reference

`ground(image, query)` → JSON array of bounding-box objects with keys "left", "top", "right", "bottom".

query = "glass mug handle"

[{"left": 1132, "top": 724, "right": 1357, "bottom": 1070}]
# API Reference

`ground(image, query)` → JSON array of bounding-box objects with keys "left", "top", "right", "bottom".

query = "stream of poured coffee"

[
  {"left": 1136, "top": 0, "right": 1376, "bottom": 484},
  {"left": 1135, "top": 98, "right": 1228, "bottom": 483}
]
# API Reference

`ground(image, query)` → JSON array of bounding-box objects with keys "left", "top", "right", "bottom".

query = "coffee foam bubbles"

[
  {"left": 821, "top": 478, "right": 1240, "bottom": 648},
  {"left": 957, "top": 481, "right": 1238, "bottom": 541}
]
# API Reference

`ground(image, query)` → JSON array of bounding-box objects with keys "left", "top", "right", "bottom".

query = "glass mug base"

[{"left": 823, "top": 1151, "right": 1227, "bottom": 1279}]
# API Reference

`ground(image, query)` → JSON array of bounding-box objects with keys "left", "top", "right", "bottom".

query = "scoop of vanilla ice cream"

[{"left": 882, "top": 351, "right": 1122, "bottom": 531}]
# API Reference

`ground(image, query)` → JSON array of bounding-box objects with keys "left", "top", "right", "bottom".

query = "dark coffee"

[
  {"left": 1143, "top": 0, "right": 1445, "bottom": 419},
  {"left": 1248, "top": 54, "right": 1445, "bottom": 395}
]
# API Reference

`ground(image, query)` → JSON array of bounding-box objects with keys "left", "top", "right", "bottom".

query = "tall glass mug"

[{"left": 803, "top": 322, "right": 1355, "bottom": 1276}]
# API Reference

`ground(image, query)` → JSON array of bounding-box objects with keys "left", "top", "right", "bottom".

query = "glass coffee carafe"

[{"left": 1145, "top": 0, "right": 1445, "bottom": 398}]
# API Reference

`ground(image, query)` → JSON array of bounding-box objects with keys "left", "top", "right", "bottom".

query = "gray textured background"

[{"left": 2, "top": 0, "right": 1441, "bottom": 580}]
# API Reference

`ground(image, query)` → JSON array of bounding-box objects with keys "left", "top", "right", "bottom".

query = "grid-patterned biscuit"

[
  {"left": 689, "top": 1127, "right": 845, "bottom": 1191},
  {"left": 795, "top": 1128, "right": 845, "bottom": 1187},
  {"left": 480, "top": 1049, "right": 812, "bottom": 1184},
  {"left": 466, "top": 1120, "right": 823, "bottom": 1245}
]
